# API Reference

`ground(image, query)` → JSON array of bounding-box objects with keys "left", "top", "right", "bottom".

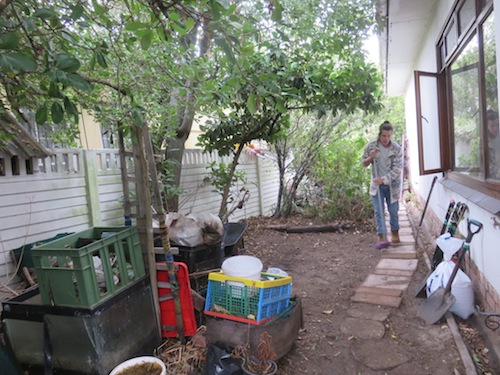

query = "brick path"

[{"left": 351, "top": 205, "right": 417, "bottom": 308}]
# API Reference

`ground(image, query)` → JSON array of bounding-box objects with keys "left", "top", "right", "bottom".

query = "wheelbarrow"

[{"left": 220, "top": 222, "right": 249, "bottom": 261}]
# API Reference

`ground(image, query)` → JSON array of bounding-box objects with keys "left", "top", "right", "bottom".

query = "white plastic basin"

[{"left": 109, "top": 356, "right": 166, "bottom": 375}]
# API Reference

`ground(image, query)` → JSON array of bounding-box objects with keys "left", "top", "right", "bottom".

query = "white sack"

[
  {"left": 160, "top": 212, "right": 223, "bottom": 247},
  {"left": 435, "top": 233, "right": 464, "bottom": 261},
  {"left": 426, "top": 260, "right": 475, "bottom": 319},
  {"left": 186, "top": 213, "right": 223, "bottom": 245},
  {"left": 166, "top": 213, "right": 204, "bottom": 247}
]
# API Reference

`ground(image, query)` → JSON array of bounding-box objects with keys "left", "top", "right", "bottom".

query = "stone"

[
  {"left": 340, "top": 317, "right": 385, "bottom": 339},
  {"left": 351, "top": 339, "right": 411, "bottom": 371}
]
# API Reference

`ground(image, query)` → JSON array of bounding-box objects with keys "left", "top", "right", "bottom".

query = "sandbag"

[
  {"left": 426, "top": 260, "right": 475, "bottom": 319},
  {"left": 162, "top": 212, "right": 223, "bottom": 247},
  {"left": 435, "top": 233, "right": 463, "bottom": 261},
  {"left": 187, "top": 213, "right": 224, "bottom": 245}
]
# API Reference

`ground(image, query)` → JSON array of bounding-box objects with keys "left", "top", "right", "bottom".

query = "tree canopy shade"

[
  {"left": 197, "top": 0, "right": 382, "bottom": 218},
  {"left": 1, "top": 0, "right": 382, "bottom": 215}
]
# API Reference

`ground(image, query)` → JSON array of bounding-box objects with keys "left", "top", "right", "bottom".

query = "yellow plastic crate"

[{"left": 204, "top": 272, "right": 292, "bottom": 324}]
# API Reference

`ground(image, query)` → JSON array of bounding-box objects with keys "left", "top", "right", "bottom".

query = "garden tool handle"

[
  {"left": 443, "top": 218, "right": 482, "bottom": 293},
  {"left": 466, "top": 219, "right": 483, "bottom": 242}
]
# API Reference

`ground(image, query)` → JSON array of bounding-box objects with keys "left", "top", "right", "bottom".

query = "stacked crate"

[
  {"left": 31, "top": 226, "right": 145, "bottom": 308},
  {"left": 204, "top": 272, "right": 292, "bottom": 325}
]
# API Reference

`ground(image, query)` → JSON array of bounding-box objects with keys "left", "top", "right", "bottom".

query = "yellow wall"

[
  {"left": 77, "top": 110, "right": 207, "bottom": 150},
  {"left": 185, "top": 120, "right": 203, "bottom": 149},
  {"left": 77, "top": 108, "right": 103, "bottom": 149}
]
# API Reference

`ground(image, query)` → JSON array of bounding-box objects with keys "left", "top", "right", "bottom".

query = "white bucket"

[
  {"left": 222, "top": 255, "right": 263, "bottom": 280},
  {"left": 222, "top": 256, "right": 263, "bottom": 298},
  {"left": 109, "top": 356, "right": 166, "bottom": 375}
]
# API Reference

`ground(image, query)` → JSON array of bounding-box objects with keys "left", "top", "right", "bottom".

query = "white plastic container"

[
  {"left": 109, "top": 356, "right": 166, "bottom": 375},
  {"left": 221, "top": 256, "right": 263, "bottom": 297},
  {"left": 221, "top": 255, "right": 263, "bottom": 280}
]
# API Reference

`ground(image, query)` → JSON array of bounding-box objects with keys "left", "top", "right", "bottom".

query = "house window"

[
  {"left": 445, "top": 21, "right": 458, "bottom": 57},
  {"left": 416, "top": 2, "right": 499, "bottom": 197},
  {"left": 483, "top": 12, "right": 499, "bottom": 181},
  {"left": 458, "top": 0, "right": 475, "bottom": 34},
  {"left": 450, "top": 33, "right": 481, "bottom": 177},
  {"left": 450, "top": 8, "right": 500, "bottom": 185}
]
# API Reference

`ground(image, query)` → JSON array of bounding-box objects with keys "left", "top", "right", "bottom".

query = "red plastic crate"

[{"left": 156, "top": 262, "right": 197, "bottom": 338}]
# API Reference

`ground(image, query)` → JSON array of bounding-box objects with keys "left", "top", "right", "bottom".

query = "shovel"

[
  {"left": 414, "top": 200, "right": 456, "bottom": 298},
  {"left": 416, "top": 218, "right": 482, "bottom": 325},
  {"left": 414, "top": 202, "right": 467, "bottom": 298}
]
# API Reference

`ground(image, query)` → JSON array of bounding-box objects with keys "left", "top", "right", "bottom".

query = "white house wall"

[
  {"left": 404, "top": 0, "right": 452, "bottom": 221},
  {"left": 401, "top": 0, "right": 500, "bottom": 308}
]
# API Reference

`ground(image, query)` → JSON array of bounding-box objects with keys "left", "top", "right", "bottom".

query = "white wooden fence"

[{"left": 0, "top": 148, "right": 280, "bottom": 295}]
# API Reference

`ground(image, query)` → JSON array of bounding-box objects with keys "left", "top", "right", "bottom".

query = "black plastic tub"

[{"left": 1, "top": 276, "right": 160, "bottom": 375}]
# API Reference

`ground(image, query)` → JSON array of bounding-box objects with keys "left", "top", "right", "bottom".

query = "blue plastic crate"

[{"left": 204, "top": 272, "right": 292, "bottom": 324}]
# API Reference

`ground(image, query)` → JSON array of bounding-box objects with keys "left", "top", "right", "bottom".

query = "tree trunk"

[
  {"left": 219, "top": 144, "right": 245, "bottom": 222},
  {"left": 165, "top": 85, "right": 195, "bottom": 212},
  {"left": 273, "top": 144, "right": 286, "bottom": 218},
  {"left": 282, "top": 170, "right": 305, "bottom": 218},
  {"left": 163, "top": 18, "right": 211, "bottom": 212}
]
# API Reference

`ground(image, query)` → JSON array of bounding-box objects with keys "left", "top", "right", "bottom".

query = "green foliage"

[
  {"left": 196, "top": 0, "right": 382, "bottom": 219},
  {"left": 205, "top": 161, "right": 250, "bottom": 222},
  {"left": 0, "top": 1, "right": 95, "bottom": 129},
  {"left": 206, "top": 162, "right": 247, "bottom": 194},
  {"left": 157, "top": 158, "right": 184, "bottom": 203},
  {"left": 2, "top": 0, "right": 384, "bottom": 216},
  {"left": 308, "top": 136, "right": 373, "bottom": 221}
]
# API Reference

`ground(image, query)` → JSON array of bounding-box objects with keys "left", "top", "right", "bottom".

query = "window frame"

[
  {"left": 414, "top": 70, "right": 450, "bottom": 175},
  {"left": 415, "top": 0, "right": 500, "bottom": 199}
]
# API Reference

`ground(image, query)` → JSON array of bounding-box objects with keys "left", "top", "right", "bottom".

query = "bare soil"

[{"left": 242, "top": 211, "right": 495, "bottom": 375}]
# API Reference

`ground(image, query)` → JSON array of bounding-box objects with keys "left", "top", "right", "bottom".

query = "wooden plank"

[
  {"left": 191, "top": 289, "right": 206, "bottom": 312},
  {"left": 351, "top": 292, "right": 402, "bottom": 308},
  {"left": 355, "top": 286, "right": 403, "bottom": 297},
  {"left": 374, "top": 268, "right": 415, "bottom": 277}
]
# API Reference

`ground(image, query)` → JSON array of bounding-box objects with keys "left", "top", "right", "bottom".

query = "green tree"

[
  {"left": 274, "top": 112, "right": 345, "bottom": 218},
  {"left": 198, "top": 0, "right": 382, "bottom": 220},
  {"left": 271, "top": 94, "right": 405, "bottom": 221},
  {"left": 1, "top": 0, "right": 222, "bottom": 210},
  {"left": 1, "top": 0, "right": 383, "bottom": 219}
]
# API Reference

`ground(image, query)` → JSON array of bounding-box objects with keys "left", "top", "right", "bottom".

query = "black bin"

[{"left": 1, "top": 276, "right": 160, "bottom": 375}]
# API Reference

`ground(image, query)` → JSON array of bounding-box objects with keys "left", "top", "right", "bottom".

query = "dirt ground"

[
  {"left": 1, "top": 204, "right": 495, "bottom": 375},
  {"left": 241, "top": 211, "right": 495, "bottom": 375}
]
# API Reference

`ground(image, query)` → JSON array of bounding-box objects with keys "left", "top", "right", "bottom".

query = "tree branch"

[{"left": 84, "top": 76, "right": 128, "bottom": 96}]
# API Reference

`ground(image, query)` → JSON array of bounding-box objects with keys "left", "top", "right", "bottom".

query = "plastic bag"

[
  {"left": 426, "top": 260, "right": 475, "bottom": 319},
  {"left": 266, "top": 267, "right": 288, "bottom": 276},
  {"left": 160, "top": 212, "right": 223, "bottom": 247},
  {"left": 202, "top": 343, "right": 243, "bottom": 375},
  {"left": 435, "top": 233, "right": 463, "bottom": 261}
]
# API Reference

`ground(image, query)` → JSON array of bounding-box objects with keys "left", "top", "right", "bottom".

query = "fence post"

[
  {"left": 82, "top": 150, "right": 102, "bottom": 226},
  {"left": 256, "top": 156, "right": 265, "bottom": 216}
]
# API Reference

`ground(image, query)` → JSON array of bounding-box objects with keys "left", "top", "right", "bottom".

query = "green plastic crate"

[{"left": 31, "top": 227, "right": 145, "bottom": 308}]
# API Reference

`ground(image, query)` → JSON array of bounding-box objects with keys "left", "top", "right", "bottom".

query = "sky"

[{"left": 363, "top": 32, "right": 380, "bottom": 65}]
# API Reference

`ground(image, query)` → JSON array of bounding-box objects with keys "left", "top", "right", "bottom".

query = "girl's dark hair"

[
  {"left": 487, "top": 109, "right": 498, "bottom": 121},
  {"left": 379, "top": 121, "right": 393, "bottom": 136}
]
